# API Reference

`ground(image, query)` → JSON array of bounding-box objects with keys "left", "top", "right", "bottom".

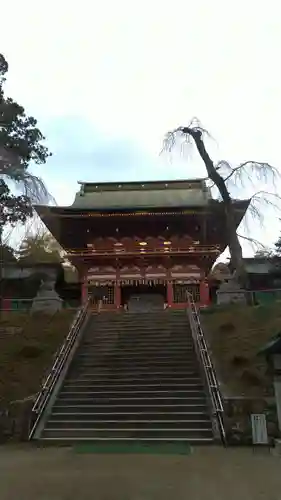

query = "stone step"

[
  {"left": 74, "top": 360, "right": 199, "bottom": 369},
  {"left": 76, "top": 349, "right": 196, "bottom": 363},
  {"left": 63, "top": 381, "right": 203, "bottom": 390},
  {"left": 40, "top": 436, "right": 214, "bottom": 444},
  {"left": 86, "top": 325, "right": 190, "bottom": 332},
  {"left": 78, "top": 346, "right": 194, "bottom": 355},
  {"left": 86, "top": 321, "right": 189, "bottom": 327},
  {"left": 69, "top": 380, "right": 201, "bottom": 389},
  {"left": 59, "top": 389, "right": 204, "bottom": 399},
  {"left": 82, "top": 340, "right": 193, "bottom": 347},
  {"left": 80, "top": 341, "right": 194, "bottom": 350},
  {"left": 67, "top": 371, "right": 200, "bottom": 380},
  {"left": 87, "top": 325, "right": 190, "bottom": 331},
  {"left": 88, "top": 323, "right": 189, "bottom": 330},
  {"left": 55, "top": 396, "right": 207, "bottom": 407},
  {"left": 41, "top": 428, "right": 213, "bottom": 440},
  {"left": 50, "top": 411, "right": 210, "bottom": 421},
  {"left": 76, "top": 346, "right": 195, "bottom": 358},
  {"left": 82, "top": 335, "right": 191, "bottom": 344},
  {"left": 52, "top": 403, "right": 208, "bottom": 413},
  {"left": 71, "top": 367, "right": 199, "bottom": 376},
  {"left": 72, "top": 364, "right": 198, "bottom": 370},
  {"left": 90, "top": 314, "right": 187, "bottom": 321},
  {"left": 76, "top": 355, "right": 197, "bottom": 364},
  {"left": 45, "top": 419, "right": 212, "bottom": 430},
  {"left": 81, "top": 339, "right": 194, "bottom": 346},
  {"left": 91, "top": 315, "right": 188, "bottom": 321},
  {"left": 89, "top": 325, "right": 189, "bottom": 330}
]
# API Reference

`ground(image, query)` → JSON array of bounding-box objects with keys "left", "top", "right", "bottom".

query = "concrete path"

[{"left": 0, "top": 445, "right": 280, "bottom": 499}]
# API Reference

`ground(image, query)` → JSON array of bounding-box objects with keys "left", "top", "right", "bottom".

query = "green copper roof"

[
  {"left": 72, "top": 179, "right": 212, "bottom": 210},
  {"left": 241, "top": 258, "right": 279, "bottom": 275}
]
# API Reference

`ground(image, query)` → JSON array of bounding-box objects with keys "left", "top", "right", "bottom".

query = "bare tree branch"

[{"left": 237, "top": 232, "right": 267, "bottom": 251}]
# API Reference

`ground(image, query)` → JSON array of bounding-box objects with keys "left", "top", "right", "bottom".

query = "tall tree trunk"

[{"left": 182, "top": 127, "right": 247, "bottom": 288}]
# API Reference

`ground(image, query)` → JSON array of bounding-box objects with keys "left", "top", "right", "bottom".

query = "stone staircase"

[{"left": 35, "top": 311, "right": 215, "bottom": 443}]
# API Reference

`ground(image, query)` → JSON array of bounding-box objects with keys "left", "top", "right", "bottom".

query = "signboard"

[
  {"left": 251, "top": 414, "right": 268, "bottom": 445},
  {"left": 170, "top": 264, "right": 201, "bottom": 281},
  {"left": 145, "top": 266, "right": 167, "bottom": 279},
  {"left": 87, "top": 266, "right": 116, "bottom": 283},
  {"left": 171, "top": 273, "right": 201, "bottom": 278},
  {"left": 174, "top": 280, "right": 200, "bottom": 284},
  {"left": 88, "top": 275, "right": 115, "bottom": 281}
]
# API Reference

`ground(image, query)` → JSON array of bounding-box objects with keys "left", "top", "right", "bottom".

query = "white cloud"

[{"left": 1, "top": 0, "right": 281, "bottom": 253}]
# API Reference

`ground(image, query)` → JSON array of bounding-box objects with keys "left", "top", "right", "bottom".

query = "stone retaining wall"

[{"left": 0, "top": 398, "right": 35, "bottom": 444}]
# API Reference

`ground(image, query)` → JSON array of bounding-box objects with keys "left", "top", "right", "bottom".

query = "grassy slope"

[
  {"left": 0, "top": 311, "right": 75, "bottom": 405},
  {"left": 1, "top": 305, "right": 280, "bottom": 405},
  {"left": 202, "top": 303, "right": 281, "bottom": 397}
]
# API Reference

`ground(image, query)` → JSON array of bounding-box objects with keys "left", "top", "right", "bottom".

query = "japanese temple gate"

[{"left": 35, "top": 179, "right": 249, "bottom": 311}]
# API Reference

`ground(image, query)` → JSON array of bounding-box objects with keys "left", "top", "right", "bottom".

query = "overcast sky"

[{"left": 1, "top": 0, "right": 280, "bottom": 256}]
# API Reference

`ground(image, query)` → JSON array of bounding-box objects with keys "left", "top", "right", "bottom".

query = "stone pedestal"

[
  {"left": 217, "top": 279, "right": 246, "bottom": 305},
  {"left": 31, "top": 280, "right": 62, "bottom": 314},
  {"left": 273, "top": 439, "right": 281, "bottom": 455}
]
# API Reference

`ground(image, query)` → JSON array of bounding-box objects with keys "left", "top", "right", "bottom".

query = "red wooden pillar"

[
  {"left": 200, "top": 280, "right": 210, "bottom": 307},
  {"left": 114, "top": 268, "right": 121, "bottom": 310},
  {"left": 78, "top": 265, "right": 88, "bottom": 305},
  {"left": 167, "top": 282, "right": 173, "bottom": 308},
  {"left": 115, "top": 283, "right": 121, "bottom": 309}
]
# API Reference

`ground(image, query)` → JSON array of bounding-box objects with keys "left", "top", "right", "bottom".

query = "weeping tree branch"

[
  {"left": 246, "top": 191, "right": 281, "bottom": 229},
  {"left": 0, "top": 146, "right": 54, "bottom": 205},
  {"left": 163, "top": 119, "right": 280, "bottom": 291},
  {"left": 221, "top": 161, "right": 279, "bottom": 183}
]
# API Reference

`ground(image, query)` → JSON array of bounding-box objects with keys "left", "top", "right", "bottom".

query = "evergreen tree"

[
  {"left": 0, "top": 53, "right": 51, "bottom": 308},
  {"left": 0, "top": 52, "right": 51, "bottom": 241}
]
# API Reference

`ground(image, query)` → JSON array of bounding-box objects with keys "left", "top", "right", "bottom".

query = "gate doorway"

[{"left": 121, "top": 284, "right": 166, "bottom": 312}]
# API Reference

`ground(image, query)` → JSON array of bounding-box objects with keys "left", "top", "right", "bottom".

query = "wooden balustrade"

[{"left": 67, "top": 245, "right": 220, "bottom": 257}]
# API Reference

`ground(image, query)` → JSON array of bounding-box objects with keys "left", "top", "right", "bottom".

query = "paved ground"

[{"left": 0, "top": 445, "right": 280, "bottom": 499}]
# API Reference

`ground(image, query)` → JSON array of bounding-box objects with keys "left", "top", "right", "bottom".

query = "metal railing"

[
  {"left": 28, "top": 298, "right": 91, "bottom": 439},
  {"left": 186, "top": 292, "right": 226, "bottom": 445}
]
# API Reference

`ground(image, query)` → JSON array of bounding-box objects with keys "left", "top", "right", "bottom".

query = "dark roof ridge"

[{"left": 77, "top": 178, "right": 206, "bottom": 187}]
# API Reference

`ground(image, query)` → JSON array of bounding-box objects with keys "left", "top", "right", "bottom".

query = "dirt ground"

[{"left": 0, "top": 445, "right": 280, "bottom": 500}]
